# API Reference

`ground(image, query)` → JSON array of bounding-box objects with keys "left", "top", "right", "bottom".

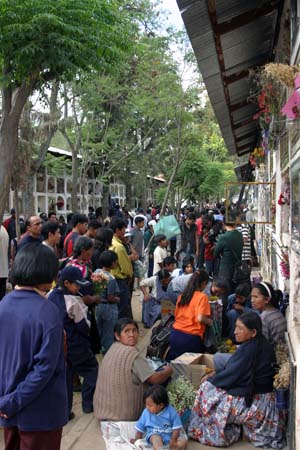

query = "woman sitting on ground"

[
  {"left": 251, "top": 281, "right": 286, "bottom": 346},
  {"left": 140, "top": 269, "right": 177, "bottom": 328},
  {"left": 168, "top": 270, "right": 211, "bottom": 360},
  {"left": 188, "top": 312, "right": 285, "bottom": 449},
  {"left": 93, "top": 318, "right": 173, "bottom": 422}
]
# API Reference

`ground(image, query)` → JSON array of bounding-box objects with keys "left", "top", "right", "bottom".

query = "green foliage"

[
  {"left": 0, "top": 0, "right": 135, "bottom": 87},
  {"left": 155, "top": 186, "right": 167, "bottom": 205},
  {"left": 167, "top": 376, "right": 196, "bottom": 413},
  {"left": 44, "top": 153, "right": 72, "bottom": 176}
]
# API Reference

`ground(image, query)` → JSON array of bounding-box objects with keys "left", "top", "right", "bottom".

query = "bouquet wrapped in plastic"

[{"left": 91, "top": 270, "right": 109, "bottom": 295}]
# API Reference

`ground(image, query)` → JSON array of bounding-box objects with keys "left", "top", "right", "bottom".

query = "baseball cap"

[
  {"left": 148, "top": 220, "right": 156, "bottom": 227},
  {"left": 60, "top": 266, "right": 91, "bottom": 286}
]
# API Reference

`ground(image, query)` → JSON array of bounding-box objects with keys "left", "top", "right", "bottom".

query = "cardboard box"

[
  {"left": 161, "top": 299, "right": 175, "bottom": 317},
  {"left": 171, "top": 352, "right": 215, "bottom": 388}
]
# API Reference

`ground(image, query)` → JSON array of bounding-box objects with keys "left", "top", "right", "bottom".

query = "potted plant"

[{"left": 167, "top": 376, "right": 196, "bottom": 430}]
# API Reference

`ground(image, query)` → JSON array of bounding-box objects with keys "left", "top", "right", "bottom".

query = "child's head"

[
  {"left": 182, "top": 255, "right": 195, "bottom": 274},
  {"left": 163, "top": 256, "right": 176, "bottom": 273},
  {"left": 99, "top": 250, "right": 118, "bottom": 269},
  {"left": 143, "top": 385, "right": 169, "bottom": 414},
  {"left": 59, "top": 266, "right": 90, "bottom": 294},
  {"left": 235, "top": 283, "right": 251, "bottom": 304},
  {"left": 156, "top": 234, "right": 167, "bottom": 248}
]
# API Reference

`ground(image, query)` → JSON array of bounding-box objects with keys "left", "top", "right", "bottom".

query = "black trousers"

[{"left": 0, "top": 277, "right": 7, "bottom": 301}]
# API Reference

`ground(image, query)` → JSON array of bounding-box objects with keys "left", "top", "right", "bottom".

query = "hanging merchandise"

[{"left": 281, "top": 75, "right": 300, "bottom": 119}]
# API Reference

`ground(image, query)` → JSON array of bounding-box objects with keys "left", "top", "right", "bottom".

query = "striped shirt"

[{"left": 237, "top": 224, "right": 251, "bottom": 262}]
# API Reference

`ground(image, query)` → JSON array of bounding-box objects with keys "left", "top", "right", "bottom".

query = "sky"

[
  {"left": 159, "top": 0, "right": 202, "bottom": 89},
  {"left": 160, "top": 0, "right": 184, "bottom": 30}
]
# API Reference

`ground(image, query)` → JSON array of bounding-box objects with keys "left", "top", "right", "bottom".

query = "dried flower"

[{"left": 274, "top": 361, "right": 290, "bottom": 389}]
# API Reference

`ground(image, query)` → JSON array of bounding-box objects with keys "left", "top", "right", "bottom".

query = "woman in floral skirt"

[{"left": 188, "top": 312, "right": 286, "bottom": 449}]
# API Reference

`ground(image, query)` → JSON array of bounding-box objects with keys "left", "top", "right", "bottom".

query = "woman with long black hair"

[
  {"left": 188, "top": 312, "right": 286, "bottom": 449},
  {"left": 168, "top": 270, "right": 211, "bottom": 360}
]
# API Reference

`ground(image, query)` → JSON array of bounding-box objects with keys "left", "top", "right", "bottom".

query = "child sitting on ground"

[
  {"left": 131, "top": 385, "right": 188, "bottom": 450},
  {"left": 48, "top": 266, "right": 98, "bottom": 417}
]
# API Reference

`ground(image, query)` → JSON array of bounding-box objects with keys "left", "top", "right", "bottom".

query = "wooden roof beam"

[
  {"left": 236, "top": 131, "right": 255, "bottom": 142},
  {"left": 229, "top": 99, "right": 249, "bottom": 112},
  {"left": 237, "top": 142, "right": 252, "bottom": 152},
  {"left": 215, "top": 1, "right": 280, "bottom": 35},
  {"left": 233, "top": 117, "right": 254, "bottom": 129}
]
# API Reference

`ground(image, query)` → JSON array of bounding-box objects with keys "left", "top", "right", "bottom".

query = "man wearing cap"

[
  {"left": 109, "top": 218, "right": 134, "bottom": 318},
  {"left": 48, "top": 266, "right": 98, "bottom": 417}
]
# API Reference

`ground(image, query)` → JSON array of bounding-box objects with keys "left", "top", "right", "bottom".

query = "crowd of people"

[{"left": 0, "top": 202, "right": 287, "bottom": 449}]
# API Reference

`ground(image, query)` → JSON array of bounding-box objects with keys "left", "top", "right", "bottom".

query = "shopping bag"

[{"left": 153, "top": 215, "right": 180, "bottom": 240}]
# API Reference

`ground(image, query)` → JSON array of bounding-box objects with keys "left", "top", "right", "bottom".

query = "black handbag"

[{"left": 231, "top": 249, "right": 251, "bottom": 284}]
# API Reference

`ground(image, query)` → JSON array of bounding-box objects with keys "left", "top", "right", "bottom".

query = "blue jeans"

[
  {"left": 67, "top": 350, "right": 98, "bottom": 413},
  {"left": 116, "top": 278, "right": 132, "bottom": 319},
  {"left": 95, "top": 303, "right": 118, "bottom": 354}
]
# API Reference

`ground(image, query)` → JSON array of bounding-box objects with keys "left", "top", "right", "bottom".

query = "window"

[
  {"left": 67, "top": 180, "right": 72, "bottom": 193},
  {"left": 225, "top": 182, "right": 275, "bottom": 224},
  {"left": 36, "top": 171, "right": 46, "bottom": 192},
  {"left": 37, "top": 195, "right": 46, "bottom": 213},
  {"left": 57, "top": 196, "right": 65, "bottom": 211},
  {"left": 47, "top": 177, "right": 56, "bottom": 193},
  {"left": 57, "top": 178, "right": 65, "bottom": 194}
]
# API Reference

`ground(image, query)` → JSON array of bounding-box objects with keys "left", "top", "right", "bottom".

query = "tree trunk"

[
  {"left": 0, "top": 118, "right": 18, "bottom": 221},
  {"left": 71, "top": 147, "right": 79, "bottom": 212},
  {"left": 22, "top": 176, "right": 35, "bottom": 217},
  {"left": 160, "top": 147, "right": 180, "bottom": 216},
  {"left": 0, "top": 76, "right": 37, "bottom": 222},
  {"left": 102, "top": 183, "right": 110, "bottom": 218}
]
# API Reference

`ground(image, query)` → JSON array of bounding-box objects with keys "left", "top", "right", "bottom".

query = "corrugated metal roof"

[{"left": 176, "top": 0, "right": 282, "bottom": 156}]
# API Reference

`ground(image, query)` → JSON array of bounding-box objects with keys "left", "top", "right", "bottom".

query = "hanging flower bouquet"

[
  {"left": 277, "top": 180, "right": 290, "bottom": 206},
  {"left": 273, "top": 239, "right": 290, "bottom": 280},
  {"left": 91, "top": 270, "right": 109, "bottom": 295}
]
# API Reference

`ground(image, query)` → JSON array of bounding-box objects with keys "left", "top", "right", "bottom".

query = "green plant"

[{"left": 167, "top": 376, "right": 196, "bottom": 414}]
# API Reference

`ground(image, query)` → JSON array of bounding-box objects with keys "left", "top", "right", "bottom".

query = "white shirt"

[
  {"left": 153, "top": 246, "right": 167, "bottom": 275},
  {"left": 0, "top": 226, "right": 9, "bottom": 278}
]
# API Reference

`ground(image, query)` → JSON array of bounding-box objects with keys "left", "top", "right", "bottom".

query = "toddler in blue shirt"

[{"left": 131, "top": 385, "right": 187, "bottom": 450}]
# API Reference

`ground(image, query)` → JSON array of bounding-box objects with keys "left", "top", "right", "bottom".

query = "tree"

[{"left": 0, "top": 0, "right": 134, "bottom": 220}]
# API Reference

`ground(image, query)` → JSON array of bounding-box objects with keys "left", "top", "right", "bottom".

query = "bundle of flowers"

[
  {"left": 91, "top": 270, "right": 109, "bottom": 295},
  {"left": 167, "top": 376, "right": 196, "bottom": 416},
  {"left": 279, "top": 260, "right": 290, "bottom": 279},
  {"left": 278, "top": 179, "right": 290, "bottom": 206}
]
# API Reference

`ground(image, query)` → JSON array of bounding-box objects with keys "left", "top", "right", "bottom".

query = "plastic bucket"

[{"left": 275, "top": 388, "right": 289, "bottom": 410}]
